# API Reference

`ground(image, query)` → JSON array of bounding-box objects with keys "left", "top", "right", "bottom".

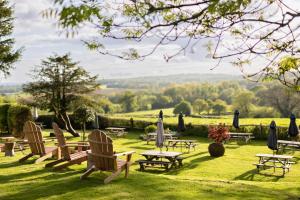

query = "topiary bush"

[
  {"left": 0, "top": 103, "right": 10, "bottom": 133},
  {"left": 144, "top": 124, "right": 157, "bottom": 133},
  {"left": 7, "top": 104, "right": 32, "bottom": 138}
]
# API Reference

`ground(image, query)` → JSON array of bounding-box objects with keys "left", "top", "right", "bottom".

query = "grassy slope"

[{"left": 1, "top": 131, "right": 300, "bottom": 199}]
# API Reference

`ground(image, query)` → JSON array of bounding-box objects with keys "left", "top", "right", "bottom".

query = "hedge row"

[
  {"left": 35, "top": 114, "right": 290, "bottom": 140},
  {"left": 0, "top": 104, "right": 32, "bottom": 137}
]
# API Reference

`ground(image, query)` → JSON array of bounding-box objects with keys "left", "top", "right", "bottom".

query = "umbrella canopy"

[
  {"left": 288, "top": 114, "right": 299, "bottom": 137},
  {"left": 32, "top": 107, "right": 38, "bottom": 120},
  {"left": 159, "top": 110, "right": 163, "bottom": 120},
  {"left": 156, "top": 118, "right": 164, "bottom": 149},
  {"left": 232, "top": 110, "right": 239, "bottom": 129},
  {"left": 178, "top": 112, "right": 186, "bottom": 132},
  {"left": 267, "top": 120, "right": 278, "bottom": 151},
  {"left": 93, "top": 112, "right": 99, "bottom": 129}
]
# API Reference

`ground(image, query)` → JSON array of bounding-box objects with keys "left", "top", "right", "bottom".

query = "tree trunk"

[{"left": 57, "top": 112, "right": 80, "bottom": 137}]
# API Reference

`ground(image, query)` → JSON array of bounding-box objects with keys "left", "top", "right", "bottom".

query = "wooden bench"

[{"left": 136, "top": 160, "right": 172, "bottom": 171}]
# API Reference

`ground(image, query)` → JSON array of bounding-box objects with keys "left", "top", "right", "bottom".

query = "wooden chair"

[
  {"left": 80, "top": 130, "right": 135, "bottom": 184},
  {"left": 19, "top": 121, "right": 58, "bottom": 164},
  {"left": 45, "top": 123, "right": 88, "bottom": 170}
]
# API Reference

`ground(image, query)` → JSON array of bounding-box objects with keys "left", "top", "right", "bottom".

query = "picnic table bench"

[
  {"left": 105, "top": 127, "right": 127, "bottom": 137},
  {"left": 277, "top": 140, "right": 300, "bottom": 153},
  {"left": 254, "top": 154, "right": 294, "bottom": 176},
  {"left": 165, "top": 139, "right": 197, "bottom": 152},
  {"left": 226, "top": 132, "right": 254, "bottom": 143},
  {"left": 146, "top": 133, "right": 177, "bottom": 144},
  {"left": 137, "top": 150, "right": 183, "bottom": 171}
]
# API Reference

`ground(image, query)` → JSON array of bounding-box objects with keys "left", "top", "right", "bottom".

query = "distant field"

[{"left": 111, "top": 108, "right": 299, "bottom": 127}]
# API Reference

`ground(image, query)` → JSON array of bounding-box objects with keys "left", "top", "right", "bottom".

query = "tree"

[
  {"left": 73, "top": 106, "right": 95, "bottom": 141},
  {"left": 256, "top": 84, "right": 300, "bottom": 117},
  {"left": 212, "top": 100, "right": 227, "bottom": 115},
  {"left": 23, "top": 54, "right": 99, "bottom": 137},
  {"left": 0, "top": 0, "right": 22, "bottom": 76},
  {"left": 47, "top": 0, "right": 300, "bottom": 90},
  {"left": 232, "top": 91, "right": 255, "bottom": 117},
  {"left": 173, "top": 101, "right": 192, "bottom": 116},
  {"left": 193, "top": 99, "right": 208, "bottom": 115},
  {"left": 120, "top": 91, "right": 138, "bottom": 112}
]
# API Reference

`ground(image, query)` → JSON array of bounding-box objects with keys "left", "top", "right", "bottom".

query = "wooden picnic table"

[
  {"left": 254, "top": 153, "right": 294, "bottom": 176},
  {"left": 165, "top": 139, "right": 197, "bottom": 152},
  {"left": 277, "top": 140, "right": 300, "bottom": 153},
  {"left": 227, "top": 132, "right": 254, "bottom": 143},
  {"left": 0, "top": 137, "right": 16, "bottom": 156},
  {"left": 105, "top": 127, "right": 127, "bottom": 137},
  {"left": 137, "top": 150, "right": 183, "bottom": 171},
  {"left": 146, "top": 132, "right": 177, "bottom": 144}
]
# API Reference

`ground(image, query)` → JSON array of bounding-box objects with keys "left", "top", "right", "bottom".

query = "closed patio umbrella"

[
  {"left": 288, "top": 114, "right": 299, "bottom": 138},
  {"left": 178, "top": 112, "right": 186, "bottom": 132},
  {"left": 156, "top": 118, "right": 164, "bottom": 152},
  {"left": 232, "top": 110, "right": 239, "bottom": 129},
  {"left": 267, "top": 120, "right": 278, "bottom": 153},
  {"left": 159, "top": 110, "right": 163, "bottom": 120}
]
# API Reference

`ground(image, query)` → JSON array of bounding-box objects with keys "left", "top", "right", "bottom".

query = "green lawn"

[{"left": 1, "top": 131, "right": 300, "bottom": 199}]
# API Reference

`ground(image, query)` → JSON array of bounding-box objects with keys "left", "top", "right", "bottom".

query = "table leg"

[{"left": 5, "top": 142, "right": 15, "bottom": 157}]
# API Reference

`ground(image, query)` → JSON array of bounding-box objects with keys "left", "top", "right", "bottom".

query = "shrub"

[
  {"left": 208, "top": 124, "right": 230, "bottom": 143},
  {"left": 7, "top": 104, "right": 32, "bottom": 137},
  {"left": 145, "top": 124, "right": 157, "bottom": 133},
  {"left": 0, "top": 103, "right": 10, "bottom": 133},
  {"left": 173, "top": 101, "right": 192, "bottom": 116},
  {"left": 251, "top": 106, "right": 280, "bottom": 118}
]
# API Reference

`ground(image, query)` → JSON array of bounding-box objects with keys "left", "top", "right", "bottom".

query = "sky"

[{"left": 2, "top": 0, "right": 271, "bottom": 83}]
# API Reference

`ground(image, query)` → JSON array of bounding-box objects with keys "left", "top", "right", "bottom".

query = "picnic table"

[
  {"left": 137, "top": 150, "right": 183, "bottom": 171},
  {"left": 254, "top": 154, "right": 294, "bottom": 176},
  {"left": 277, "top": 140, "right": 300, "bottom": 153},
  {"left": 146, "top": 132, "right": 177, "bottom": 144},
  {"left": 105, "top": 127, "right": 127, "bottom": 137},
  {"left": 227, "top": 132, "right": 254, "bottom": 143},
  {"left": 0, "top": 137, "right": 16, "bottom": 156},
  {"left": 165, "top": 139, "right": 197, "bottom": 152}
]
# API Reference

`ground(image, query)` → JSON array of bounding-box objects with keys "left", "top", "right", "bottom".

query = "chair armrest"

[{"left": 114, "top": 151, "right": 135, "bottom": 157}]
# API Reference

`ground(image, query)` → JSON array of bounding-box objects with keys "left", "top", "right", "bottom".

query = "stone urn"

[{"left": 208, "top": 142, "right": 225, "bottom": 157}]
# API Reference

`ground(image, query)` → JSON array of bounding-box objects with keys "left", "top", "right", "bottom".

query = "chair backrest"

[
  {"left": 23, "top": 121, "right": 45, "bottom": 155},
  {"left": 88, "top": 130, "right": 115, "bottom": 171},
  {"left": 52, "top": 122, "right": 71, "bottom": 160}
]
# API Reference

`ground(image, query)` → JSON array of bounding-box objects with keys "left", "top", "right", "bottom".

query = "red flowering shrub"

[{"left": 208, "top": 124, "right": 230, "bottom": 143}]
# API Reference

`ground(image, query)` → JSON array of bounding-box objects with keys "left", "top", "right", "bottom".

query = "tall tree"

[
  {"left": 47, "top": 0, "right": 300, "bottom": 90},
  {"left": 0, "top": 0, "right": 21, "bottom": 76},
  {"left": 23, "top": 54, "right": 99, "bottom": 137}
]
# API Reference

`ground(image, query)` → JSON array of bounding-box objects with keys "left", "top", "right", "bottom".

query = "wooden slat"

[
  {"left": 23, "top": 121, "right": 46, "bottom": 155},
  {"left": 52, "top": 123, "right": 70, "bottom": 160}
]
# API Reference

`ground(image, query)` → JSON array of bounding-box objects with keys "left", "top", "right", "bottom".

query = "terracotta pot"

[{"left": 208, "top": 143, "right": 225, "bottom": 157}]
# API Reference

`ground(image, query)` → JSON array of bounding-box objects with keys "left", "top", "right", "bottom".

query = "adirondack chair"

[
  {"left": 45, "top": 123, "right": 88, "bottom": 170},
  {"left": 19, "top": 121, "right": 58, "bottom": 163},
  {"left": 80, "top": 130, "right": 135, "bottom": 184}
]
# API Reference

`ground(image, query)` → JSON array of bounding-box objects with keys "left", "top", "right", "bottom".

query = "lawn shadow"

[{"left": 234, "top": 168, "right": 283, "bottom": 182}]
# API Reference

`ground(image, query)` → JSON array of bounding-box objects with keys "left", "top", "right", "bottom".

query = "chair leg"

[
  {"left": 80, "top": 165, "right": 96, "bottom": 180},
  {"left": 104, "top": 169, "right": 122, "bottom": 184},
  {"left": 125, "top": 163, "right": 130, "bottom": 178},
  {"left": 35, "top": 152, "right": 53, "bottom": 164},
  {"left": 19, "top": 153, "right": 34, "bottom": 163},
  {"left": 53, "top": 162, "right": 73, "bottom": 171},
  {"left": 45, "top": 159, "right": 65, "bottom": 168}
]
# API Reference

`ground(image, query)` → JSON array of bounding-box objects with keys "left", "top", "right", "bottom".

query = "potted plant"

[{"left": 208, "top": 124, "right": 230, "bottom": 157}]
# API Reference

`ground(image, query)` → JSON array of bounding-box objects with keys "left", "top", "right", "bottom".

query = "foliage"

[
  {"left": 47, "top": 0, "right": 300, "bottom": 89},
  {"left": 120, "top": 91, "right": 138, "bottom": 113},
  {"left": 73, "top": 106, "right": 95, "bottom": 140},
  {"left": 144, "top": 124, "right": 157, "bottom": 134},
  {"left": 173, "top": 101, "right": 192, "bottom": 116},
  {"left": 23, "top": 53, "right": 99, "bottom": 136},
  {"left": 208, "top": 124, "right": 230, "bottom": 143},
  {"left": 193, "top": 99, "right": 209, "bottom": 114},
  {"left": 0, "top": 103, "right": 10, "bottom": 133},
  {"left": 233, "top": 91, "right": 254, "bottom": 117},
  {"left": 212, "top": 100, "right": 227, "bottom": 115},
  {"left": 0, "top": 0, "right": 22, "bottom": 76},
  {"left": 7, "top": 104, "right": 32, "bottom": 137}
]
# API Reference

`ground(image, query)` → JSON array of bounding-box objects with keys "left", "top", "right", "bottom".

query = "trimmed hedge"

[
  {"left": 0, "top": 104, "right": 10, "bottom": 133},
  {"left": 7, "top": 104, "right": 32, "bottom": 138},
  {"left": 34, "top": 114, "right": 290, "bottom": 140}
]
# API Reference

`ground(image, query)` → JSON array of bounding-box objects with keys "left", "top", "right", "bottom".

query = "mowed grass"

[
  {"left": 112, "top": 108, "right": 299, "bottom": 127},
  {"left": 1, "top": 131, "right": 300, "bottom": 199}
]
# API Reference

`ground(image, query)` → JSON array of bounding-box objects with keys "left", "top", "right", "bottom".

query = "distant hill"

[{"left": 100, "top": 73, "right": 242, "bottom": 89}]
